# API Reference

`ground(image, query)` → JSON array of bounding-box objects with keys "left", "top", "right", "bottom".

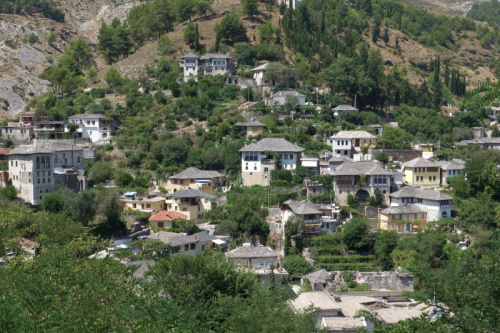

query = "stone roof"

[
  {"left": 381, "top": 204, "right": 426, "bottom": 215},
  {"left": 270, "top": 90, "right": 306, "bottom": 97},
  {"left": 328, "top": 156, "right": 349, "bottom": 163},
  {"left": 389, "top": 186, "right": 453, "bottom": 201},
  {"left": 170, "top": 167, "right": 224, "bottom": 180},
  {"left": 239, "top": 138, "right": 305, "bottom": 153},
  {"left": 403, "top": 157, "right": 438, "bottom": 168},
  {"left": 201, "top": 53, "right": 234, "bottom": 59},
  {"left": 330, "top": 161, "right": 393, "bottom": 176},
  {"left": 289, "top": 291, "right": 341, "bottom": 313},
  {"left": 251, "top": 63, "right": 269, "bottom": 71},
  {"left": 282, "top": 199, "right": 322, "bottom": 215},
  {"left": 235, "top": 120, "right": 266, "bottom": 127},
  {"left": 330, "top": 131, "right": 377, "bottom": 139},
  {"left": 226, "top": 246, "right": 278, "bottom": 259},
  {"left": 321, "top": 317, "right": 366, "bottom": 331},
  {"left": 7, "top": 145, "right": 52, "bottom": 155},
  {"left": 332, "top": 104, "right": 358, "bottom": 111},
  {"left": 146, "top": 231, "right": 197, "bottom": 247},
  {"left": 170, "top": 188, "right": 217, "bottom": 199},
  {"left": 457, "top": 137, "right": 500, "bottom": 145},
  {"left": 68, "top": 113, "right": 105, "bottom": 120},
  {"left": 302, "top": 269, "right": 332, "bottom": 284},
  {"left": 35, "top": 140, "right": 83, "bottom": 152},
  {"left": 148, "top": 211, "right": 187, "bottom": 222},
  {"left": 436, "top": 159, "right": 465, "bottom": 171},
  {"left": 192, "top": 230, "right": 219, "bottom": 243}
]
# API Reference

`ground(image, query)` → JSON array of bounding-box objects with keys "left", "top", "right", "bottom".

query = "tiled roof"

[
  {"left": 332, "top": 104, "right": 358, "bottom": 111},
  {"left": 7, "top": 145, "right": 52, "bottom": 155},
  {"left": 35, "top": 140, "right": 83, "bottom": 152},
  {"left": 436, "top": 159, "right": 465, "bottom": 171},
  {"left": 389, "top": 186, "right": 453, "bottom": 201},
  {"left": 170, "top": 188, "right": 217, "bottom": 199},
  {"left": 402, "top": 157, "right": 438, "bottom": 168},
  {"left": 148, "top": 210, "right": 187, "bottom": 222},
  {"left": 381, "top": 204, "right": 426, "bottom": 215},
  {"left": 239, "top": 138, "right": 305, "bottom": 153},
  {"left": 201, "top": 53, "right": 233, "bottom": 59},
  {"left": 147, "top": 231, "right": 197, "bottom": 247},
  {"left": 271, "top": 90, "right": 306, "bottom": 97},
  {"left": 226, "top": 246, "right": 278, "bottom": 259},
  {"left": 68, "top": 113, "right": 105, "bottom": 120},
  {"left": 180, "top": 52, "right": 198, "bottom": 58},
  {"left": 330, "top": 161, "right": 393, "bottom": 176},
  {"left": 457, "top": 137, "right": 500, "bottom": 145},
  {"left": 283, "top": 199, "right": 322, "bottom": 215},
  {"left": 169, "top": 167, "right": 224, "bottom": 179},
  {"left": 330, "top": 131, "right": 377, "bottom": 139}
]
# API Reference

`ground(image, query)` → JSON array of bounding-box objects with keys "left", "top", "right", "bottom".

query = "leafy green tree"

[
  {"left": 214, "top": 9, "right": 249, "bottom": 44},
  {"left": 377, "top": 126, "right": 413, "bottom": 149},
  {"left": 115, "top": 171, "right": 134, "bottom": 187},
  {"left": 68, "top": 189, "right": 98, "bottom": 227},
  {"left": 0, "top": 185, "right": 18, "bottom": 201},
  {"left": 373, "top": 230, "right": 398, "bottom": 270},
  {"left": 282, "top": 255, "right": 315, "bottom": 277},
  {"left": 367, "top": 187, "right": 384, "bottom": 206},
  {"left": 183, "top": 21, "right": 197, "bottom": 44},
  {"left": 105, "top": 67, "right": 123, "bottom": 89},
  {"left": 458, "top": 193, "right": 499, "bottom": 231},
  {"left": 89, "top": 161, "right": 113, "bottom": 184},
  {"left": 45, "top": 32, "right": 57, "bottom": 43},
  {"left": 66, "top": 38, "right": 94, "bottom": 69},
  {"left": 242, "top": 0, "right": 259, "bottom": 18},
  {"left": 342, "top": 217, "right": 372, "bottom": 251},
  {"left": 87, "top": 68, "right": 98, "bottom": 83},
  {"left": 41, "top": 192, "right": 66, "bottom": 213},
  {"left": 375, "top": 152, "right": 389, "bottom": 164}
]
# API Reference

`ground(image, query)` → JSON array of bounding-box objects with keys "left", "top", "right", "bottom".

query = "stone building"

[
  {"left": 7, "top": 145, "right": 54, "bottom": 205},
  {"left": 2, "top": 122, "right": 33, "bottom": 143}
]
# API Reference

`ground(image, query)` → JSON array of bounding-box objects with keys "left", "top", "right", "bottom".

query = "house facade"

[
  {"left": 179, "top": 53, "right": 236, "bottom": 82},
  {"left": 281, "top": 200, "right": 337, "bottom": 234},
  {"left": 121, "top": 192, "right": 166, "bottom": 215},
  {"left": 234, "top": 120, "right": 266, "bottom": 138},
  {"left": 436, "top": 159, "right": 465, "bottom": 185},
  {"left": 33, "top": 121, "right": 65, "bottom": 139},
  {"left": 2, "top": 123, "right": 33, "bottom": 143},
  {"left": 165, "top": 188, "right": 217, "bottom": 220},
  {"left": 379, "top": 204, "right": 427, "bottom": 234},
  {"left": 162, "top": 167, "right": 225, "bottom": 194},
  {"left": 389, "top": 186, "right": 453, "bottom": 221},
  {"left": 7, "top": 146, "right": 54, "bottom": 206},
  {"left": 146, "top": 230, "right": 225, "bottom": 255},
  {"left": 402, "top": 157, "right": 440, "bottom": 187},
  {"left": 65, "top": 114, "right": 111, "bottom": 143},
  {"left": 251, "top": 63, "right": 286, "bottom": 88},
  {"left": 330, "top": 131, "right": 377, "bottom": 159},
  {"left": 147, "top": 210, "right": 187, "bottom": 228},
  {"left": 226, "top": 245, "right": 287, "bottom": 281},
  {"left": 329, "top": 161, "right": 394, "bottom": 206},
  {"left": 239, "top": 138, "right": 305, "bottom": 187},
  {"left": 266, "top": 91, "right": 306, "bottom": 107}
]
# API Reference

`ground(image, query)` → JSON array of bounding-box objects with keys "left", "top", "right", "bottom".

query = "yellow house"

[
  {"left": 379, "top": 204, "right": 427, "bottom": 233},
  {"left": 235, "top": 120, "right": 266, "bottom": 138},
  {"left": 165, "top": 188, "right": 217, "bottom": 220},
  {"left": 161, "top": 167, "right": 225, "bottom": 194},
  {"left": 121, "top": 192, "right": 165, "bottom": 215},
  {"left": 402, "top": 157, "right": 440, "bottom": 187}
]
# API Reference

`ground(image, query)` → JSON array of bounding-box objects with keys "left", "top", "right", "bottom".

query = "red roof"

[
  {"left": 148, "top": 210, "right": 187, "bottom": 222},
  {"left": 0, "top": 151, "right": 8, "bottom": 155}
]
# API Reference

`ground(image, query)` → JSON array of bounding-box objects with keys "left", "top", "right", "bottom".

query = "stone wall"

[
  {"left": 355, "top": 271, "right": 414, "bottom": 291},
  {"left": 370, "top": 149, "right": 422, "bottom": 163}
]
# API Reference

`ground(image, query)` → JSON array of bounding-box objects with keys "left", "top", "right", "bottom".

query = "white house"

[
  {"left": 330, "top": 131, "right": 377, "bottom": 159},
  {"left": 278, "top": 0, "right": 302, "bottom": 9},
  {"left": 251, "top": 62, "right": 286, "bottom": 89},
  {"left": 266, "top": 91, "right": 306, "bottom": 107},
  {"left": 436, "top": 159, "right": 465, "bottom": 185},
  {"left": 179, "top": 53, "right": 236, "bottom": 82},
  {"left": 65, "top": 114, "right": 110, "bottom": 143},
  {"left": 226, "top": 245, "right": 287, "bottom": 281},
  {"left": 389, "top": 186, "right": 453, "bottom": 221},
  {"left": 239, "top": 138, "right": 305, "bottom": 186},
  {"left": 7, "top": 145, "right": 54, "bottom": 206}
]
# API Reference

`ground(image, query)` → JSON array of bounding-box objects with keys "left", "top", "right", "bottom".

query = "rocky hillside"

[{"left": 0, "top": 0, "right": 140, "bottom": 118}]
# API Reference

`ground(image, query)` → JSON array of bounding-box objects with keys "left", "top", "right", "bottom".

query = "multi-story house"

[
  {"left": 162, "top": 167, "right": 225, "bottom": 194},
  {"left": 235, "top": 119, "right": 266, "bottom": 138},
  {"left": 251, "top": 63, "right": 286, "bottom": 89},
  {"left": 165, "top": 188, "right": 217, "bottom": 220},
  {"left": 2, "top": 122, "right": 33, "bottom": 143},
  {"left": 330, "top": 131, "right": 377, "bottom": 159},
  {"left": 226, "top": 245, "right": 287, "bottom": 282},
  {"left": 7, "top": 145, "right": 54, "bottom": 206},
  {"left": 266, "top": 91, "right": 306, "bottom": 107},
  {"left": 457, "top": 137, "right": 500, "bottom": 150},
  {"left": 388, "top": 186, "right": 453, "bottom": 221},
  {"left": 33, "top": 121, "right": 65, "bottom": 139},
  {"left": 402, "top": 157, "right": 440, "bottom": 187},
  {"left": 330, "top": 161, "right": 394, "bottom": 205},
  {"left": 436, "top": 159, "right": 465, "bottom": 185},
  {"left": 281, "top": 200, "right": 338, "bottom": 234},
  {"left": 121, "top": 191, "right": 166, "bottom": 215},
  {"left": 179, "top": 53, "right": 237, "bottom": 82},
  {"left": 277, "top": 0, "right": 302, "bottom": 9},
  {"left": 239, "top": 138, "right": 305, "bottom": 187},
  {"left": 379, "top": 204, "right": 428, "bottom": 234},
  {"left": 65, "top": 114, "right": 111, "bottom": 143}
]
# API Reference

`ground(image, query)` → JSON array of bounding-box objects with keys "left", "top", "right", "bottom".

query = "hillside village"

[{"left": 0, "top": 0, "right": 499, "bottom": 331}]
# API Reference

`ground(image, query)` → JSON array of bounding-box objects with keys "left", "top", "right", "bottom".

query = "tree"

[
  {"left": 342, "top": 217, "right": 371, "bottom": 251},
  {"left": 41, "top": 192, "right": 66, "bottom": 213},
  {"left": 371, "top": 22, "right": 380, "bottom": 43},
  {"left": 373, "top": 230, "right": 398, "bottom": 270},
  {"left": 67, "top": 189, "right": 98, "bottom": 227},
  {"left": 367, "top": 187, "right": 384, "bottom": 206},
  {"left": 284, "top": 215, "right": 305, "bottom": 254},
  {"left": 157, "top": 34, "right": 174, "bottom": 55},
  {"left": 66, "top": 38, "right": 94, "bottom": 69},
  {"left": 0, "top": 186, "right": 18, "bottom": 201},
  {"left": 194, "top": 23, "right": 201, "bottom": 52},
  {"left": 458, "top": 193, "right": 499, "bottom": 231},
  {"left": 89, "top": 162, "right": 113, "bottom": 184},
  {"left": 382, "top": 27, "right": 389, "bottom": 45},
  {"left": 214, "top": 9, "right": 248, "bottom": 44},
  {"left": 105, "top": 67, "right": 122, "bottom": 88},
  {"left": 375, "top": 152, "right": 389, "bottom": 164},
  {"left": 183, "top": 21, "right": 196, "bottom": 44},
  {"left": 282, "top": 255, "right": 315, "bottom": 278},
  {"left": 115, "top": 171, "right": 134, "bottom": 187},
  {"left": 242, "top": 0, "right": 259, "bottom": 18},
  {"left": 87, "top": 68, "right": 98, "bottom": 83}
]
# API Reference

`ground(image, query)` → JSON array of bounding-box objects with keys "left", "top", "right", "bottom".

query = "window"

[
  {"left": 133, "top": 204, "right": 136, "bottom": 208},
  {"left": 92, "top": 120, "right": 95, "bottom": 125},
  {"left": 15, "top": 161, "right": 17, "bottom": 167},
  {"left": 391, "top": 224, "right": 395, "bottom": 230},
  {"left": 373, "top": 175, "right": 387, "bottom": 185},
  {"left": 254, "top": 165, "right": 257, "bottom": 171},
  {"left": 264, "top": 167, "right": 269, "bottom": 173},
  {"left": 414, "top": 213, "right": 418, "bottom": 220},
  {"left": 406, "top": 214, "right": 410, "bottom": 220},
  {"left": 48, "top": 178, "right": 51, "bottom": 183},
  {"left": 433, "top": 176, "right": 436, "bottom": 181},
  {"left": 181, "top": 208, "right": 187, "bottom": 211},
  {"left": 37, "top": 178, "right": 40, "bottom": 184},
  {"left": 244, "top": 152, "right": 258, "bottom": 161},
  {"left": 190, "top": 243, "right": 196, "bottom": 250},
  {"left": 442, "top": 211, "right": 447, "bottom": 217},
  {"left": 429, "top": 176, "right": 432, "bottom": 181},
  {"left": 158, "top": 222, "right": 164, "bottom": 228},
  {"left": 398, "top": 214, "right": 403, "bottom": 220},
  {"left": 180, "top": 180, "right": 184, "bottom": 185},
  {"left": 146, "top": 204, "right": 151, "bottom": 208},
  {"left": 87, "top": 120, "right": 90, "bottom": 125},
  {"left": 252, "top": 128, "right": 257, "bottom": 133},
  {"left": 184, "top": 244, "right": 189, "bottom": 251},
  {"left": 421, "top": 213, "right": 425, "bottom": 219},
  {"left": 391, "top": 215, "right": 395, "bottom": 221},
  {"left": 42, "top": 178, "right": 45, "bottom": 184},
  {"left": 289, "top": 154, "right": 293, "bottom": 159}
]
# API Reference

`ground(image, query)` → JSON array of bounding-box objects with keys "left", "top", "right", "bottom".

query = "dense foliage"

[{"left": 0, "top": 0, "right": 64, "bottom": 22}]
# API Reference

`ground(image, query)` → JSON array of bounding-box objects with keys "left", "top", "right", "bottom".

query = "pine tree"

[
  {"left": 371, "top": 21, "right": 380, "bottom": 44},
  {"left": 382, "top": 27, "right": 389, "bottom": 45},
  {"left": 444, "top": 63, "right": 450, "bottom": 87}
]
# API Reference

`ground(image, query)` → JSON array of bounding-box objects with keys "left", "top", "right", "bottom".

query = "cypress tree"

[
  {"left": 194, "top": 23, "right": 200, "bottom": 52},
  {"left": 444, "top": 63, "right": 450, "bottom": 88}
]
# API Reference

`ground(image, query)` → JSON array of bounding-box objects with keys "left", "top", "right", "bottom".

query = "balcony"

[{"left": 261, "top": 158, "right": 276, "bottom": 164}]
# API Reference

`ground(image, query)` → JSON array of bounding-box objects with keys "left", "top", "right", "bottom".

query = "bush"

[{"left": 28, "top": 33, "right": 39, "bottom": 44}]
